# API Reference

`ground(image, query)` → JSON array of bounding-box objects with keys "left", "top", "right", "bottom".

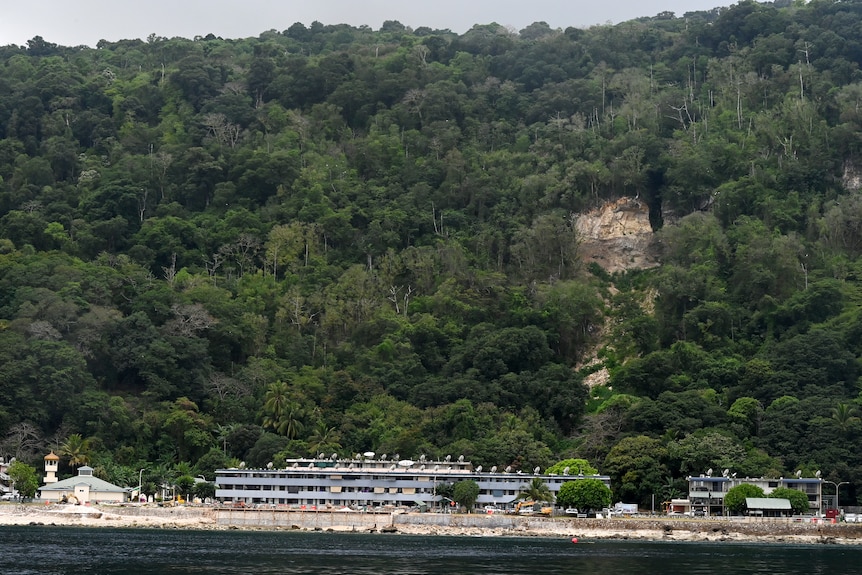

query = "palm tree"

[
  {"left": 308, "top": 420, "right": 341, "bottom": 455},
  {"left": 275, "top": 401, "right": 305, "bottom": 439},
  {"left": 516, "top": 477, "right": 554, "bottom": 505},
  {"left": 832, "top": 403, "right": 860, "bottom": 433},
  {"left": 262, "top": 381, "right": 290, "bottom": 426},
  {"left": 215, "top": 423, "right": 240, "bottom": 455},
  {"left": 660, "top": 475, "right": 683, "bottom": 502},
  {"left": 60, "top": 433, "right": 92, "bottom": 469}
]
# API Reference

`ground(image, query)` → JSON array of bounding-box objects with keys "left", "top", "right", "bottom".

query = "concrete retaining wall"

[
  {"left": 217, "top": 508, "right": 385, "bottom": 529},
  {"left": 214, "top": 509, "right": 575, "bottom": 531},
  {"left": 103, "top": 505, "right": 216, "bottom": 520},
  {"left": 211, "top": 509, "right": 862, "bottom": 538}
]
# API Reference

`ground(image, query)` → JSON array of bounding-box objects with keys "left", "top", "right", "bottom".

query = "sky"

[{"left": 0, "top": 1, "right": 738, "bottom": 48}]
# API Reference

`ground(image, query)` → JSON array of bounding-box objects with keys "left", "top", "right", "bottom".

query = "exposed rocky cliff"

[
  {"left": 574, "top": 197, "right": 660, "bottom": 388},
  {"left": 575, "top": 197, "right": 659, "bottom": 274}
]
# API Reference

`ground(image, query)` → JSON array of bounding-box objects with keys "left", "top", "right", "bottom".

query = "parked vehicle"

[{"left": 515, "top": 501, "right": 553, "bottom": 516}]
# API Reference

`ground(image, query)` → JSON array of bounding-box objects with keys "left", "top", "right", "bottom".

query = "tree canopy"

[
  {"left": 556, "top": 478, "right": 612, "bottom": 513},
  {"left": 769, "top": 487, "right": 810, "bottom": 515},
  {"left": 724, "top": 484, "right": 766, "bottom": 513},
  {"left": 0, "top": 2, "right": 862, "bottom": 506},
  {"left": 452, "top": 479, "right": 480, "bottom": 512}
]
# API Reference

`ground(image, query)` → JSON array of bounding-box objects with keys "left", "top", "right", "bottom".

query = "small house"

[{"left": 745, "top": 497, "right": 792, "bottom": 518}]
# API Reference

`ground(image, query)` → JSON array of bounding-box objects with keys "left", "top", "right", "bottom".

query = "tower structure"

[{"left": 43, "top": 451, "right": 60, "bottom": 484}]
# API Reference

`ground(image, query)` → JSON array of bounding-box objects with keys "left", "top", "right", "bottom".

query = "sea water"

[{"left": 0, "top": 526, "right": 858, "bottom": 574}]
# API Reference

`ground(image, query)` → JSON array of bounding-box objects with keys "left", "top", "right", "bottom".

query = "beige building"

[{"left": 38, "top": 464, "right": 128, "bottom": 504}]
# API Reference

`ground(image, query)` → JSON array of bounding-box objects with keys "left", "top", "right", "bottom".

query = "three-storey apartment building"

[{"left": 215, "top": 455, "right": 610, "bottom": 510}]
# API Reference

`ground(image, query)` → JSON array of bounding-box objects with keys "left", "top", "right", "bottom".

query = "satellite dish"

[
  {"left": 731, "top": 472, "right": 736, "bottom": 478},
  {"left": 239, "top": 461, "right": 246, "bottom": 469},
  {"left": 292, "top": 462, "right": 299, "bottom": 468},
  {"left": 476, "top": 465, "right": 483, "bottom": 472},
  {"left": 796, "top": 470, "right": 802, "bottom": 478},
  {"left": 318, "top": 453, "right": 324, "bottom": 459},
  {"left": 722, "top": 469, "right": 729, "bottom": 477},
  {"left": 393, "top": 454, "right": 399, "bottom": 461},
  {"left": 490, "top": 466, "right": 497, "bottom": 473},
  {"left": 505, "top": 466, "right": 512, "bottom": 473},
  {"left": 420, "top": 464, "right": 425, "bottom": 470},
  {"left": 390, "top": 464, "right": 397, "bottom": 471},
  {"left": 331, "top": 453, "right": 338, "bottom": 460},
  {"left": 266, "top": 462, "right": 273, "bottom": 469},
  {"left": 308, "top": 462, "right": 314, "bottom": 468},
  {"left": 534, "top": 466, "right": 541, "bottom": 474},
  {"left": 563, "top": 467, "right": 570, "bottom": 476},
  {"left": 348, "top": 463, "right": 354, "bottom": 469},
  {"left": 445, "top": 455, "right": 452, "bottom": 462},
  {"left": 355, "top": 453, "right": 361, "bottom": 460},
  {"left": 434, "top": 465, "right": 440, "bottom": 471},
  {"left": 363, "top": 451, "right": 375, "bottom": 458},
  {"left": 706, "top": 468, "right": 713, "bottom": 476},
  {"left": 458, "top": 455, "right": 465, "bottom": 463},
  {"left": 398, "top": 460, "right": 414, "bottom": 467},
  {"left": 815, "top": 470, "right": 822, "bottom": 478},
  {"left": 420, "top": 454, "right": 426, "bottom": 462},
  {"left": 381, "top": 454, "right": 387, "bottom": 460}
]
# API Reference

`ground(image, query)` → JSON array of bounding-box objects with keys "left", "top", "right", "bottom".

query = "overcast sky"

[{"left": 0, "top": 1, "right": 738, "bottom": 48}]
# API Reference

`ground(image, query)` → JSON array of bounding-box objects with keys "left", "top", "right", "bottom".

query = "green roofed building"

[
  {"left": 745, "top": 497, "right": 792, "bottom": 518},
  {"left": 38, "top": 464, "right": 128, "bottom": 504}
]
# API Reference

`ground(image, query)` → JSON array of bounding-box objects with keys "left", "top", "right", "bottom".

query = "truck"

[
  {"left": 515, "top": 501, "right": 553, "bottom": 516},
  {"left": 613, "top": 503, "right": 639, "bottom": 515}
]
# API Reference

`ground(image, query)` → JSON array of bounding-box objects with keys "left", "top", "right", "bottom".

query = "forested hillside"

[{"left": 1, "top": 0, "right": 862, "bottom": 507}]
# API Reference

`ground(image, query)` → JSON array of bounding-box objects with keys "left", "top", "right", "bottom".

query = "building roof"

[
  {"left": 687, "top": 476, "right": 822, "bottom": 484},
  {"left": 39, "top": 468, "right": 127, "bottom": 493},
  {"left": 44, "top": 451, "right": 60, "bottom": 461},
  {"left": 746, "top": 498, "right": 791, "bottom": 510}
]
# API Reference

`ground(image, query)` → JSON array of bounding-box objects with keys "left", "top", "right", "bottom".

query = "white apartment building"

[
  {"left": 215, "top": 455, "right": 610, "bottom": 510},
  {"left": 669, "top": 472, "right": 823, "bottom": 516}
]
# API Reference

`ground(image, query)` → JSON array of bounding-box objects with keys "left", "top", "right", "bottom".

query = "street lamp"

[
  {"left": 137, "top": 468, "right": 146, "bottom": 502},
  {"left": 822, "top": 480, "right": 849, "bottom": 512}
]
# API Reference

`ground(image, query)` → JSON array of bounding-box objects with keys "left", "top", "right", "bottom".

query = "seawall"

[
  {"left": 214, "top": 508, "right": 563, "bottom": 531},
  {"left": 212, "top": 508, "right": 862, "bottom": 542}
]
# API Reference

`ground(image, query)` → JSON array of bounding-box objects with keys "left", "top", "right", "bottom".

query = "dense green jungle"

[{"left": 2, "top": 0, "right": 862, "bottom": 507}]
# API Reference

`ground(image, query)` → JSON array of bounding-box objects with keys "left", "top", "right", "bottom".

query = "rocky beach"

[{"left": 2, "top": 503, "right": 862, "bottom": 545}]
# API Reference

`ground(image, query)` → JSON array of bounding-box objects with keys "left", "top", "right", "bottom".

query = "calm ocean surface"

[{"left": 0, "top": 526, "right": 858, "bottom": 575}]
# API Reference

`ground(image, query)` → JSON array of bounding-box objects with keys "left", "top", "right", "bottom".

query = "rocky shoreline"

[
  {"left": 2, "top": 504, "right": 861, "bottom": 545},
  {"left": 391, "top": 517, "right": 862, "bottom": 545}
]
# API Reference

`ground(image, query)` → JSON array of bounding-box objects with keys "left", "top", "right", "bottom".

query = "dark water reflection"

[{"left": 0, "top": 526, "right": 856, "bottom": 574}]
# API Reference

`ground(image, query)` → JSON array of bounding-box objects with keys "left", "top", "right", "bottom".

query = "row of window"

[
  {"left": 219, "top": 473, "right": 570, "bottom": 485},
  {"left": 220, "top": 482, "right": 517, "bottom": 497}
]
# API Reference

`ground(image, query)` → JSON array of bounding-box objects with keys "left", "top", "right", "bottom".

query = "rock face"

[
  {"left": 843, "top": 159, "right": 862, "bottom": 191},
  {"left": 575, "top": 197, "right": 659, "bottom": 274}
]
